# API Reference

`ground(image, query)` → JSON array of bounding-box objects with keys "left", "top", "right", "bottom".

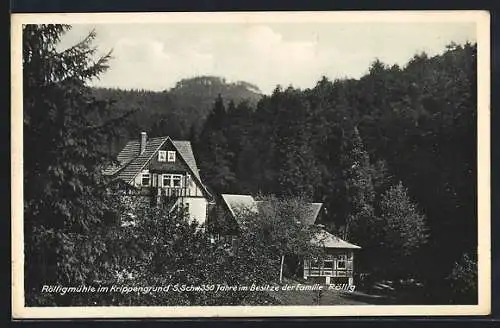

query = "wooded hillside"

[
  {"left": 91, "top": 75, "right": 262, "bottom": 154},
  {"left": 193, "top": 43, "right": 477, "bottom": 304}
]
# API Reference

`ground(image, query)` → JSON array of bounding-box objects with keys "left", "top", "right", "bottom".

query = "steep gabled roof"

[
  {"left": 300, "top": 203, "right": 323, "bottom": 225},
  {"left": 312, "top": 230, "right": 361, "bottom": 249},
  {"left": 112, "top": 137, "right": 167, "bottom": 182},
  {"left": 220, "top": 194, "right": 361, "bottom": 249},
  {"left": 221, "top": 194, "right": 323, "bottom": 226},
  {"left": 171, "top": 140, "right": 202, "bottom": 182},
  {"left": 105, "top": 135, "right": 210, "bottom": 198},
  {"left": 254, "top": 201, "right": 322, "bottom": 226},
  {"left": 221, "top": 194, "right": 259, "bottom": 222}
]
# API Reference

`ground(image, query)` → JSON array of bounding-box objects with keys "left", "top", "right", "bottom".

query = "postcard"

[{"left": 11, "top": 10, "right": 491, "bottom": 318}]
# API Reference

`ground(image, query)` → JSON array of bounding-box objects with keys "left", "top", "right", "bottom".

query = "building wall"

[
  {"left": 130, "top": 172, "right": 208, "bottom": 225},
  {"left": 149, "top": 142, "right": 188, "bottom": 172},
  {"left": 180, "top": 197, "right": 208, "bottom": 226},
  {"left": 132, "top": 170, "right": 204, "bottom": 197},
  {"left": 127, "top": 141, "right": 209, "bottom": 224},
  {"left": 132, "top": 169, "right": 145, "bottom": 187},
  {"left": 303, "top": 249, "right": 355, "bottom": 285}
]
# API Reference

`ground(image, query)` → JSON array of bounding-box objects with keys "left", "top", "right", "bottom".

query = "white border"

[{"left": 11, "top": 10, "right": 491, "bottom": 318}]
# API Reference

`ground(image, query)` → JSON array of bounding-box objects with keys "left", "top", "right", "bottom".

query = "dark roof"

[
  {"left": 105, "top": 135, "right": 209, "bottom": 197},
  {"left": 110, "top": 137, "right": 167, "bottom": 182}
]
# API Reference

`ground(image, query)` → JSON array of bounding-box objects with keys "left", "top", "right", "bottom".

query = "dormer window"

[
  {"left": 158, "top": 150, "right": 167, "bottom": 162},
  {"left": 167, "top": 151, "right": 176, "bottom": 162},
  {"left": 141, "top": 173, "right": 151, "bottom": 186}
]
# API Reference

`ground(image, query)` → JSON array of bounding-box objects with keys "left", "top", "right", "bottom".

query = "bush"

[{"left": 446, "top": 252, "right": 478, "bottom": 304}]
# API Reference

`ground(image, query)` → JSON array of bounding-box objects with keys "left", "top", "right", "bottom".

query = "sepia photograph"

[{"left": 11, "top": 11, "right": 490, "bottom": 318}]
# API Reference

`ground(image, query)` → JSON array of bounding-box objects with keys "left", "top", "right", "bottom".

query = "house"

[
  {"left": 104, "top": 132, "right": 213, "bottom": 227},
  {"left": 215, "top": 194, "right": 361, "bottom": 286}
]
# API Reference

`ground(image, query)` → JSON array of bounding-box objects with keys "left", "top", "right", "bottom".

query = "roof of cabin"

[
  {"left": 221, "top": 194, "right": 259, "bottom": 218},
  {"left": 300, "top": 203, "right": 323, "bottom": 225},
  {"left": 312, "top": 230, "right": 361, "bottom": 249},
  {"left": 221, "top": 194, "right": 322, "bottom": 226},
  {"left": 220, "top": 193, "right": 361, "bottom": 249}
]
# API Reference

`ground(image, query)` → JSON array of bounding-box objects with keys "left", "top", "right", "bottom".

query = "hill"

[{"left": 91, "top": 75, "right": 263, "bottom": 154}]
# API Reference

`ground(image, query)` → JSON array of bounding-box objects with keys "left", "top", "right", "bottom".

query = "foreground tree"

[
  {"left": 234, "top": 195, "right": 326, "bottom": 283},
  {"left": 23, "top": 24, "right": 130, "bottom": 305},
  {"left": 59, "top": 195, "right": 324, "bottom": 306},
  {"left": 375, "top": 182, "right": 428, "bottom": 280}
]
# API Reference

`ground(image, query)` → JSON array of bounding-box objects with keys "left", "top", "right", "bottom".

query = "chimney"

[{"left": 140, "top": 132, "right": 147, "bottom": 154}]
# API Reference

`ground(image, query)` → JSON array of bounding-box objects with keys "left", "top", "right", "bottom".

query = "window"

[
  {"left": 336, "top": 254, "right": 347, "bottom": 261},
  {"left": 141, "top": 173, "right": 151, "bottom": 186},
  {"left": 167, "top": 151, "right": 176, "bottom": 162},
  {"left": 310, "top": 259, "right": 321, "bottom": 268},
  {"left": 337, "top": 260, "right": 346, "bottom": 269},
  {"left": 324, "top": 260, "right": 334, "bottom": 269},
  {"left": 162, "top": 174, "right": 183, "bottom": 188},
  {"left": 172, "top": 175, "right": 182, "bottom": 187},
  {"left": 158, "top": 150, "right": 167, "bottom": 162}
]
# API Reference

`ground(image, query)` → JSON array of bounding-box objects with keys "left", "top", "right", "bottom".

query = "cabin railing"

[
  {"left": 304, "top": 257, "right": 354, "bottom": 278},
  {"left": 156, "top": 186, "right": 192, "bottom": 197}
]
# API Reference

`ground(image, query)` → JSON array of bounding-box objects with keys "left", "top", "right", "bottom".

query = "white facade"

[
  {"left": 131, "top": 168, "right": 209, "bottom": 226},
  {"left": 181, "top": 197, "right": 208, "bottom": 226}
]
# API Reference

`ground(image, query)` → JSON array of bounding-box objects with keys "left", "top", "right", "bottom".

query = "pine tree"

[
  {"left": 377, "top": 182, "right": 428, "bottom": 279},
  {"left": 225, "top": 100, "right": 255, "bottom": 193},
  {"left": 197, "top": 94, "right": 236, "bottom": 193},
  {"left": 339, "top": 126, "right": 376, "bottom": 243},
  {"left": 271, "top": 88, "right": 321, "bottom": 199},
  {"left": 23, "top": 24, "right": 130, "bottom": 305}
]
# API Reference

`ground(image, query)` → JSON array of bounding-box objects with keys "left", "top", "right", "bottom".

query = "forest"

[
  {"left": 194, "top": 43, "right": 477, "bottom": 304},
  {"left": 22, "top": 24, "right": 478, "bottom": 306}
]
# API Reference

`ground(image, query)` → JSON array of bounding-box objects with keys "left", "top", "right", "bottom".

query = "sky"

[{"left": 59, "top": 21, "right": 477, "bottom": 95}]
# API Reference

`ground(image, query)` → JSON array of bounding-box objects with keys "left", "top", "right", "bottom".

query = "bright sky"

[{"left": 59, "top": 21, "right": 476, "bottom": 95}]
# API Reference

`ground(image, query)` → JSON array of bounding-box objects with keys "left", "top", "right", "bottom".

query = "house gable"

[
  {"left": 149, "top": 141, "right": 189, "bottom": 173},
  {"left": 145, "top": 139, "right": 208, "bottom": 198},
  {"left": 107, "top": 134, "right": 212, "bottom": 200}
]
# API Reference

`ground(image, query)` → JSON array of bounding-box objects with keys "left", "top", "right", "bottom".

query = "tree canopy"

[{"left": 23, "top": 24, "right": 131, "bottom": 305}]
